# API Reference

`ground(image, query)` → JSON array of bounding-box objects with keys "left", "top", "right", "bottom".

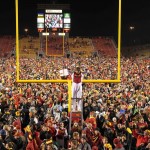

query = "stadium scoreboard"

[{"left": 37, "top": 8, "right": 71, "bottom": 33}]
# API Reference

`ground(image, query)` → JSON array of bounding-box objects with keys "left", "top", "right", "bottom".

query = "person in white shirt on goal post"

[{"left": 71, "top": 66, "right": 84, "bottom": 111}]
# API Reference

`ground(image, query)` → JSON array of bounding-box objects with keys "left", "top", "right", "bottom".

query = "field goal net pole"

[
  {"left": 117, "top": 0, "right": 121, "bottom": 80},
  {"left": 15, "top": 0, "right": 19, "bottom": 81},
  {"left": 45, "top": 28, "right": 65, "bottom": 57}
]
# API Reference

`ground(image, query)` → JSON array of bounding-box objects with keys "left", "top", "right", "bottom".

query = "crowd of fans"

[
  {"left": 19, "top": 56, "right": 117, "bottom": 80},
  {"left": 68, "top": 37, "right": 92, "bottom": 49},
  {"left": 0, "top": 55, "right": 150, "bottom": 150}
]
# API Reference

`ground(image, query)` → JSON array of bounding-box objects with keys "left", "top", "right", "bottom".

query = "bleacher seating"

[
  {"left": 0, "top": 36, "right": 15, "bottom": 57},
  {"left": 92, "top": 37, "right": 117, "bottom": 57},
  {"left": 68, "top": 37, "right": 94, "bottom": 57},
  {"left": 0, "top": 36, "right": 117, "bottom": 58},
  {"left": 122, "top": 45, "right": 150, "bottom": 58},
  {"left": 19, "top": 36, "right": 40, "bottom": 58},
  {"left": 42, "top": 36, "right": 64, "bottom": 56}
]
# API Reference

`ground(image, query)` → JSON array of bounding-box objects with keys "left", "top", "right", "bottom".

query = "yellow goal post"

[{"left": 15, "top": 0, "right": 122, "bottom": 112}]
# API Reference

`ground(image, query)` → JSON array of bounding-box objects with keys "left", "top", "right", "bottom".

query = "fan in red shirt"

[
  {"left": 91, "top": 128, "right": 103, "bottom": 148},
  {"left": 71, "top": 66, "right": 84, "bottom": 111}
]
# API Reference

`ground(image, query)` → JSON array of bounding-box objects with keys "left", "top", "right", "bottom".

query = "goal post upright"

[
  {"left": 15, "top": 0, "right": 20, "bottom": 81},
  {"left": 46, "top": 27, "right": 48, "bottom": 56},
  {"left": 118, "top": 0, "right": 121, "bottom": 81},
  {"left": 68, "top": 80, "right": 72, "bottom": 113},
  {"left": 63, "top": 29, "right": 65, "bottom": 56}
]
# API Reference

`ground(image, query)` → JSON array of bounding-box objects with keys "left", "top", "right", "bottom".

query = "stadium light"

[
  {"left": 129, "top": 26, "right": 135, "bottom": 30},
  {"left": 24, "top": 28, "right": 28, "bottom": 34},
  {"left": 24, "top": 28, "right": 28, "bottom": 32}
]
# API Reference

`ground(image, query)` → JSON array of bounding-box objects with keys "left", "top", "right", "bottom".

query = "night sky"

[{"left": 0, "top": 0, "right": 150, "bottom": 46}]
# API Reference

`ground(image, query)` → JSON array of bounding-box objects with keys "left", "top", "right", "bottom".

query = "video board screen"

[
  {"left": 37, "top": 13, "right": 44, "bottom": 30},
  {"left": 64, "top": 23, "right": 70, "bottom": 28},
  {"left": 37, "top": 23, "right": 44, "bottom": 28},
  {"left": 64, "top": 13, "right": 70, "bottom": 18},
  {"left": 37, "top": 18, "right": 44, "bottom": 23},
  {"left": 45, "top": 14, "right": 63, "bottom": 28},
  {"left": 37, "top": 10, "right": 71, "bottom": 32},
  {"left": 64, "top": 18, "right": 71, "bottom": 23}
]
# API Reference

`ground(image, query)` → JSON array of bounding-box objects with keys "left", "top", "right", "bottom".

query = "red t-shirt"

[{"left": 73, "top": 72, "right": 81, "bottom": 83}]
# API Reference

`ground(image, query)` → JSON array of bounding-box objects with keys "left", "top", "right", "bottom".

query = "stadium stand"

[
  {"left": 1, "top": 0, "right": 150, "bottom": 149},
  {"left": 0, "top": 36, "right": 150, "bottom": 150},
  {"left": 92, "top": 36, "right": 117, "bottom": 57},
  {"left": 68, "top": 37, "right": 95, "bottom": 57},
  {"left": 122, "top": 44, "right": 150, "bottom": 58},
  {"left": 0, "top": 36, "right": 15, "bottom": 57},
  {"left": 19, "top": 36, "right": 40, "bottom": 58},
  {"left": 42, "top": 36, "right": 64, "bottom": 56}
]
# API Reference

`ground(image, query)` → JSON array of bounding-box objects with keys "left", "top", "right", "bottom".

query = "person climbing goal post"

[{"left": 71, "top": 66, "right": 84, "bottom": 111}]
